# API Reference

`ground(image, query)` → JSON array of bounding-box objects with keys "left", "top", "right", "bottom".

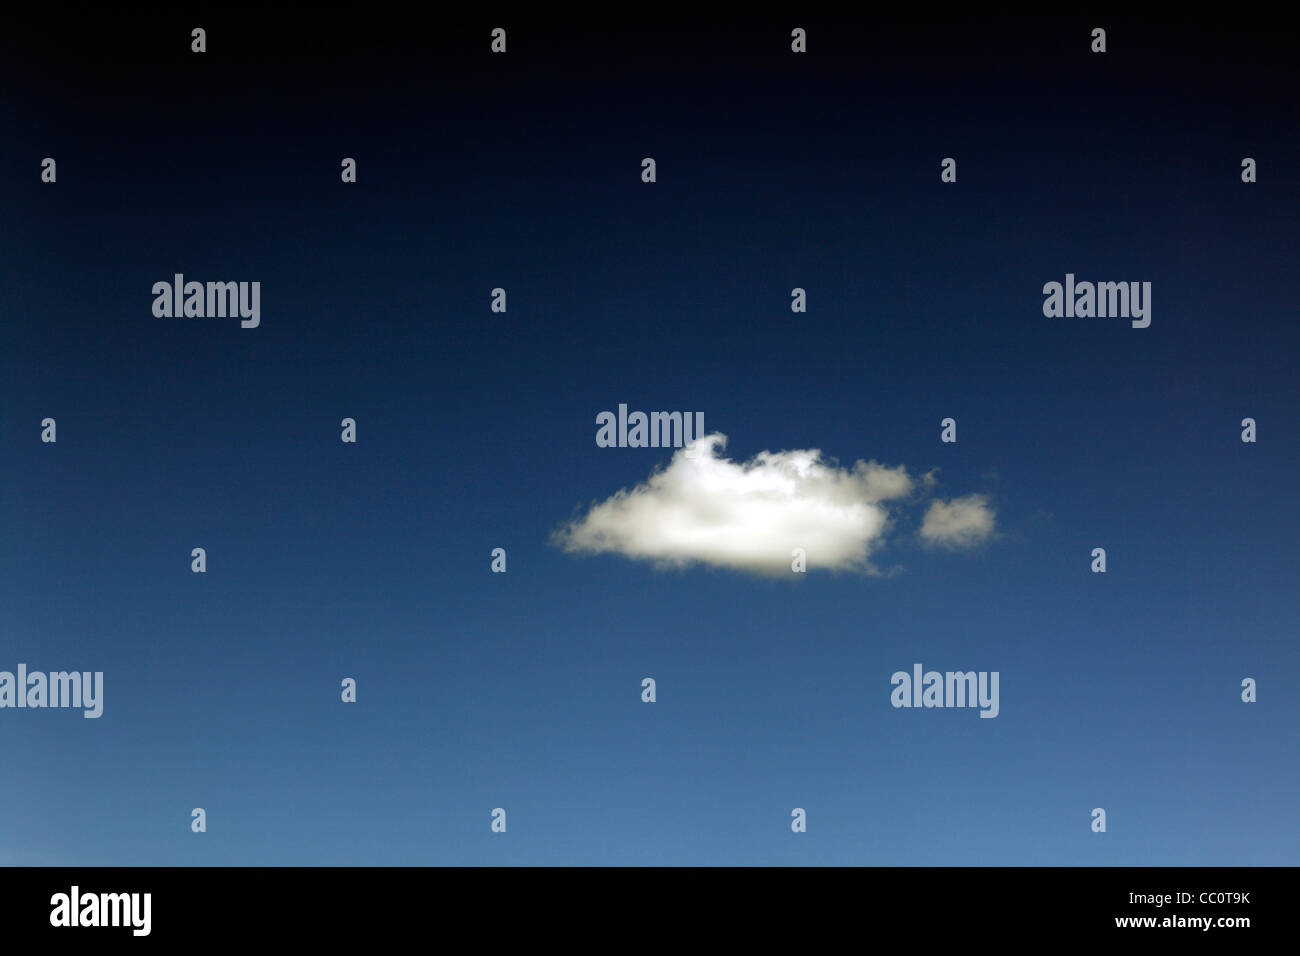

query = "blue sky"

[{"left": 1, "top": 17, "right": 1297, "bottom": 865}]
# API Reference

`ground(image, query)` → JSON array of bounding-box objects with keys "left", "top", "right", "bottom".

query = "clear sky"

[{"left": 1, "top": 15, "right": 1297, "bottom": 865}]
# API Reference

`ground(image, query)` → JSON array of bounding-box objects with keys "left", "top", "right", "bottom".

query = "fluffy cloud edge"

[
  {"left": 553, "top": 434, "right": 998, "bottom": 576},
  {"left": 918, "top": 494, "right": 997, "bottom": 550}
]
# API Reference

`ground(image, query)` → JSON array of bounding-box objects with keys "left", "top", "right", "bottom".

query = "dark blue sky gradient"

[{"left": 2, "top": 15, "right": 1297, "bottom": 864}]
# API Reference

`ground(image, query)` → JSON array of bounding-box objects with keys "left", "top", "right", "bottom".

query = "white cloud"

[
  {"left": 919, "top": 494, "right": 996, "bottom": 549},
  {"left": 554, "top": 433, "right": 923, "bottom": 576}
]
